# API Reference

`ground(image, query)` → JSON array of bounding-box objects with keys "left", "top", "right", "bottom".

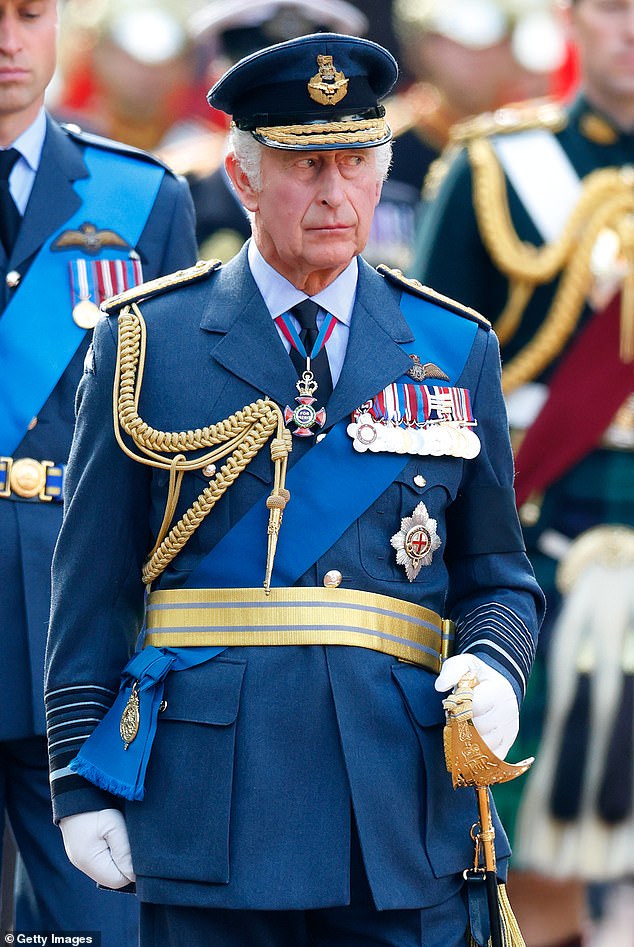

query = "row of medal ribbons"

[{"left": 347, "top": 383, "right": 481, "bottom": 458}]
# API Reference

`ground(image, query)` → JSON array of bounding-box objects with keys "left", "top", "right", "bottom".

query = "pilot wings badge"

[{"left": 52, "top": 221, "right": 131, "bottom": 255}]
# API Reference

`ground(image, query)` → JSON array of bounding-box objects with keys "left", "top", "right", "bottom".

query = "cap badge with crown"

[{"left": 307, "top": 55, "right": 349, "bottom": 106}]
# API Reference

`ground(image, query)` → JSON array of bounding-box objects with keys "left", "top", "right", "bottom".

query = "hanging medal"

[
  {"left": 278, "top": 311, "right": 337, "bottom": 437},
  {"left": 69, "top": 255, "right": 143, "bottom": 329}
]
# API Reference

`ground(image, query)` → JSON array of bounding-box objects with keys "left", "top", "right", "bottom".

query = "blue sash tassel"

[{"left": 70, "top": 646, "right": 222, "bottom": 800}]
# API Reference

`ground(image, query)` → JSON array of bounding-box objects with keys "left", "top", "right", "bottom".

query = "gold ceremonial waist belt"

[{"left": 144, "top": 587, "right": 455, "bottom": 673}]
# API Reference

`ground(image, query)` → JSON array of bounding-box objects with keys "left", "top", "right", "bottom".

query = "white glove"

[
  {"left": 435, "top": 653, "right": 519, "bottom": 759},
  {"left": 59, "top": 808, "right": 135, "bottom": 889}
]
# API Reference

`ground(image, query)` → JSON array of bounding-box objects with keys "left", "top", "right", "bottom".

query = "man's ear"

[{"left": 225, "top": 152, "right": 259, "bottom": 212}]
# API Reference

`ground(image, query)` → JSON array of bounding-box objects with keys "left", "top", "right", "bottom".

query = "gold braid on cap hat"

[
  {"left": 113, "top": 304, "right": 291, "bottom": 591},
  {"left": 256, "top": 116, "right": 389, "bottom": 147},
  {"left": 466, "top": 136, "right": 634, "bottom": 393}
]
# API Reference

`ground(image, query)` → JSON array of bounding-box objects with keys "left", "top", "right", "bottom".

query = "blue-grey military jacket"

[
  {"left": 45, "top": 246, "right": 544, "bottom": 910},
  {"left": 0, "top": 115, "right": 197, "bottom": 741}
]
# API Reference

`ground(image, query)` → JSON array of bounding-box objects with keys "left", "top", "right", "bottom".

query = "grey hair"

[{"left": 228, "top": 127, "right": 393, "bottom": 191}]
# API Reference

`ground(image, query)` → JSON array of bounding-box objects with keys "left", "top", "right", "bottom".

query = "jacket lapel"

[
  {"left": 325, "top": 259, "right": 414, "bottom": 427},
  {"left": 198, "top": 252, "right": 416, "bottom": 439},
  {"left": 11, "top": 116, "right": 88, "bottom": 270},
  {"left": 200, "top": 246, "right": 300, "bottom": 411}
]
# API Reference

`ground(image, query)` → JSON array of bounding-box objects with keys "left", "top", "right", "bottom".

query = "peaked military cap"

[{"left": 207, "top": 32, "right": 398, "bottom": 150}]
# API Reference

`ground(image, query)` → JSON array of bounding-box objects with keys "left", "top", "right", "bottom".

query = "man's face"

[
  {"left": 0, "top": 0, "right": 57, "bottom": 136},
  {"left": 228, "top": 145, "right": 383, "bottom": 292},
  {"left": 569, "top": 0, "right": 634, "bottom": 103}
]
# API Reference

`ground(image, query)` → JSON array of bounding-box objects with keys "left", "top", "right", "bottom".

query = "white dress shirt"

[
  {"left": 247, "top": 238, "right": 357, "bottom": 387},
  {"left": 3, "top": 107, "right": 46, "bottom": 214}
]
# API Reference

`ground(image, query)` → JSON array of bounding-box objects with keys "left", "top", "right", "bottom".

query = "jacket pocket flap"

[
  {"left": 161, "top": 659, "right": 246, "bottom": 726},
  {"left": 392, "top": 663, "right": 446, "bottom": 727}
]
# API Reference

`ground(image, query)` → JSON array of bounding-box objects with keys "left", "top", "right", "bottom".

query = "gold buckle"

[{"left": 6, "top": 457, "right": 54, "bottom": 500}]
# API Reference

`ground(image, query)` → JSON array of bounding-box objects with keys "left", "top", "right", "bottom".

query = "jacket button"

[{"left": 323, "top": 570, "right": 343, "bottom": 588}]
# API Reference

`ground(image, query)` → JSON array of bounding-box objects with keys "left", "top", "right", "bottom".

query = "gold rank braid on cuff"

[
  {"left": 113, "top": 304, "right": 292, "bottom": 589},
  {"left": 467, "top": 138, "right": 634, "bottom": 392}
]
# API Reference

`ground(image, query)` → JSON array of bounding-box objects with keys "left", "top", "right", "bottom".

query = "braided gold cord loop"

[
  {"left": 143, "top": 417, "right": 278, "bottom": 585},
  {"left": 467, "top": 139, "right": 634, "bottom": 390},
  {"left": 502, "top": 191, "right": 634, "bottom": 393},
  {"left": 113, "top": 305, "right": 290, "bottom": 587},
  {"left": 493, "top": 280, "right": 534, "bottom": 347},
  {"left": 469, "top": 139, "right": 633, "bottom": 282},
  {"left": 618, "top": 214, "right": 634, "bottom": 360}
]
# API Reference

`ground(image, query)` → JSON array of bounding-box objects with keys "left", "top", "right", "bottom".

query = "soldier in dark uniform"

[
  {"left": 45, "top": 32, "right": 543, "bottom": 947},
  {"left": 413, "top": 1, "right": 634, "bottom": 943},
  {"left": 0, "top": 0, "right": 197, "bottom": 941},
  {"left": 362, "top": 0, "right": 566, "bottom": 270}
]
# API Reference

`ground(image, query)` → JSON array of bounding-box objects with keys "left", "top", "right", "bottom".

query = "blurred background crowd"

[
  {"left": 45, "top": 0, "right": 579, "bottom": 266},
  {"left": 5, "top": 2, "right": 632, "bottom": 946}
]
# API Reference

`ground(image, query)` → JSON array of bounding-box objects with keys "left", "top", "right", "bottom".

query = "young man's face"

[
  {"left": 0, "top": 0, "right": 57, "bottom": 137},
  {"left": 569, "top": 0, "right": 634, "bottom": 104}
]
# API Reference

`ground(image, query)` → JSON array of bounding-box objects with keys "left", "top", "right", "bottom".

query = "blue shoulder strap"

[
  {"left": 186, "top": 292, "right": 478, "bottom": 589},
  {"left": 0, "top": 146, "right": 164, "bottom": 454}
]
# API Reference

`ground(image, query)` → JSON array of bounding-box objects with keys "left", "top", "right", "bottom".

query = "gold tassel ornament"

[{"left": 444, "top": 674, "right": 533, "bottom": 947}]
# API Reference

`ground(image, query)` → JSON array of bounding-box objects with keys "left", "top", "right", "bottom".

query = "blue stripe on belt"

[{"left": 0, "top": 456, "right": 65, "bottom": 502}]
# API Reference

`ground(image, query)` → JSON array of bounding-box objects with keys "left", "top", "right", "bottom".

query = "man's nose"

[
  {"left": 0, "top": 18, "right": 22, "bottom": 56},
  {"left": 319, "top": 164, "right": 346, "bottom": 206}
]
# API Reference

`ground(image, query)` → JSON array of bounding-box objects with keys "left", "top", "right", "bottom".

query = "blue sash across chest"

[
  {"left": 187, "top": 291, "right": 478, "bottom": 589},
  {"left": 69, "top": 290, "right": 479, "bottom": 801},
  {"left": 0, "top": 146, "right": 164, "bottom": 455}
]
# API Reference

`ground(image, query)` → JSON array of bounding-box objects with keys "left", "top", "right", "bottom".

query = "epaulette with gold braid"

[
  {"left": 101, "top": 258, "right": 221, "bottom": 314},
  {"left": 377, "top": 265, "right": 491, "bottom": 330},
  {"left": 450, "top": 98, "right": 566, "bottom": 146}
]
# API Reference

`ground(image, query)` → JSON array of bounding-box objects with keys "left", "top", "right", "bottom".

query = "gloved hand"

[
  {"left": 435, "top": 653, "right": 519, "bottom": 759},
  {"left": 59, "top": 808, "right": 135, "bottom": 889}
]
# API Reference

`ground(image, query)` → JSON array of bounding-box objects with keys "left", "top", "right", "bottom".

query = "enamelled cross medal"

[
  {"left": 285, "top": 369, "right": 327, "bottom": 437},
  {"left": 279, "top": 308, "right": 336, "bottom": 437}
]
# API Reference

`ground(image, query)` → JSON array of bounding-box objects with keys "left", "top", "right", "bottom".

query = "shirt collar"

[
  {"left": 247, "top": 238, "right": 357, "bottom": 326},
  {"left": 10, "top": 108, "right": 46, "bottom": 172}
]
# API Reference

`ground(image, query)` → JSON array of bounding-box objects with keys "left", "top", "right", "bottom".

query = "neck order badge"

[{"left": 278, "top": 301, "right": 336, "bottom": 436}]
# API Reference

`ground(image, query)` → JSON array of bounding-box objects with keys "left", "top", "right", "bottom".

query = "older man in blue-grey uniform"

[
  {"left": 44, "top": 32, "right": 544, "bottom": 947},
  {"left": 0, "top": 0, "right": 197, "bottom": 941}
]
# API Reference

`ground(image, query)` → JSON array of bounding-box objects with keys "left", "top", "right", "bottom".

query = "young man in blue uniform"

[
  {"left": 0, "top": 0, "right": 197, "bottom": 941},
  {"left": 413, "top": 0, "right": 634, "bottom": 943},
  {"left": 45, "top": 32, "right": 543, "bottom": 947}
]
